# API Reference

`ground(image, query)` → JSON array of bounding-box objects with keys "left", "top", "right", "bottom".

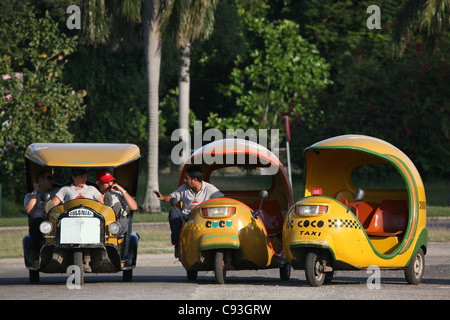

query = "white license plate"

[{"left": 60, "top": 218, "right": 101, "bottom": 244}]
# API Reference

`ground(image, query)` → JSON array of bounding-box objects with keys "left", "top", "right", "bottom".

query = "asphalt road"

[{"left": 0, "top": 242, "right": 449, "bottom": 301}]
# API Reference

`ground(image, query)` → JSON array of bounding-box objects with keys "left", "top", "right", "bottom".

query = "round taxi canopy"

[
  {"left": 179, "top": 138, "right": 292, "bottom": 203},
  {"left": 188, "top": 138, "right": 282, "bottom": 165},
  {"left": 25, "top": 143, "right": 140, "bottom": 168},
  {"left": 303, "top": 134, "right": 426, "bottom": 254},
  {"left": 303, "top": 135, "right": 424, "bottom": 198}
]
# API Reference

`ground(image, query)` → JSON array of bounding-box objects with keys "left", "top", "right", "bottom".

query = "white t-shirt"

[
  {"left": 54, "top": 184, "right": 101, "bottom": 204},
  {"left": 171, "top": 181, "right": 223, "bottom": 215}
]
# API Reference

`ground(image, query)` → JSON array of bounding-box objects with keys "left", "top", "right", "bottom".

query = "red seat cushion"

[{"left": 365, "top": 200, "right": 407, "bottom": 237}]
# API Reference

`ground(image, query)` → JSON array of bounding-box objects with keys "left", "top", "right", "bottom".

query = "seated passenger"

[
  {"left": 96, "top": 168, "right": 137, "bottom": 234},
  {"left": 24, "top": 169, "right": 58, "bottom": 264},
  {"left": 52, "top": 168, "right": 104, "bottom": 205}
]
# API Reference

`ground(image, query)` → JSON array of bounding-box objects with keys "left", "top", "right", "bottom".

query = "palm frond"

[
  {"left": 393, "top": 0, "right": 450, "bottom": 57},
  {"left": 122, "top": 0, "right": 143, "bottom": 23},
  {"left": 160, "top": 0, "right": 218, "bottom": 48}
]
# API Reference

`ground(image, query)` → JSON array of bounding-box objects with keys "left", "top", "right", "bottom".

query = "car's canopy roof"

[
  {"left": 303, "top": 134, "right": 425, "bottom": 207},
  {"left": 25, "top": 143, "right": 140, "bottom": 168},
  {"left": 179, "top": 139, "right": 293, "bottom": 205},
  {"left": 187, "top": 138, "right": 283, "bottom": 167}
]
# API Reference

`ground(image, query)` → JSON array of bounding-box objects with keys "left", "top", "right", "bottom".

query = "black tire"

[
  {"left": 280, "top": 263, "right": 291, "bottom": 281},
  {"left": 214, "top": 251, "right": 226, "bottom": 284},
  {"left": 405, "top": 248, "right": 425, "bottom": 285},
  {"left": 74, "top": 250, "right": 84, "bottom": 285},
  {"left": 325, "top": 271, "right": 334, "bottom": 284},
  {"left": 123, "top": 269, "right": 133, "bottom": 282},
  {"left": 187, "top": 270, "right": 198, "bottom": 281},
  {"left": 29, "top": 269, "right": 39, "bottom": 283},
  {"left": 305, "top": 252, "right": 326, "bottom": 287}
]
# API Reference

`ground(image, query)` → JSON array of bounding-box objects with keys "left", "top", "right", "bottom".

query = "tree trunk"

[
  {"left": 141, "top": 0, "right": 162, "bottom": 213},
  {"left": 178, "top": 43, "right": 191, "bottom": 163}
]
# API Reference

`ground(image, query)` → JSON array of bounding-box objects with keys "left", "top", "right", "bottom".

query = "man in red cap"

[{"left": 96, "top": 169, "right": 138, "bottom": 234}]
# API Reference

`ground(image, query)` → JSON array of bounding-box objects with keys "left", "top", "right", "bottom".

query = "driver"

[
  {"left": 153, "top": 165, "right": 223, "bottom": 257},
  {"left": 52, "top": 168, "right": 104, "bottom": 205}
]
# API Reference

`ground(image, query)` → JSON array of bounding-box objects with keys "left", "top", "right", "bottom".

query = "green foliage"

[
  {"left": 320, "top": 47, "right": 450, "bottom": 177},
  {"left": 65, "top": 45, "right": 148, "bottom": 146},
  {"left": 207, "top": 11, "right": 331, "bottom": 131},
  {"left": 0, "top": 11, "right": 85, "bottom": 200},
  {"left": 268, "top": 0, "right": 449, "bottom": 178}
]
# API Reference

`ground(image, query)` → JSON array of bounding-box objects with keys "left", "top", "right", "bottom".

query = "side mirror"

[
  {"left": 41, "top": 193, "right": 55, "bottom": 214},
  {"left": 40, "top": 192, "right": 51, "bottom": 203},
  {"left": 104, "top": 192, "right": 113, "bottom": 207},
  {"left": 112, "top": 202, "right": 121, "bottom": 217},
  {"left": 354, "top": 188, "right": 365, "bottom": 202},
  {"left": 253, "top": 190, "right": 269, "bottom": 218},
  {"left": 259, "top": 190, "right": 269, "bottom": 200}
]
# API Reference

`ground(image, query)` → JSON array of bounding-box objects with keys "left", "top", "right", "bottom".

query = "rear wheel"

[
  {"left": 305, "top": 252, "right": 326, "bottom": 287},
  {"left": 187, "top": 270, "right": 198, "bottom": 281},
  {"left": 405, "top": 248, "right": 425, "bottom": 285},
  {"left": 214, "top": 251, "right": 226, "bottom": 284}
]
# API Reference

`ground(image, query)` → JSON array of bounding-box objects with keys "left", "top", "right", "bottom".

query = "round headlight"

[
  {"left": 109, "top": 221, "right": 121, "bottom": 235},
  {"left": 39, "top": 221, "right": 53, "bottom": 234}
]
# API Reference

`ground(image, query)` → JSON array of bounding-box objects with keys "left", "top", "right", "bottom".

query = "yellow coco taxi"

[
  {"left": 22, "top": 143, "right": 140, "bottom": 284},
  {"left": 283, "top": 135, "right": 427, "bottom": 286},
  {"left": 177, "top": 139, "right": 293, "bottom": 284}
]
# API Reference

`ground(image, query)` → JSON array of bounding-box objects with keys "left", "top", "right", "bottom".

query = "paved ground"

[{"left": 0, "top": 242, "right": 449, "bottom": 301}]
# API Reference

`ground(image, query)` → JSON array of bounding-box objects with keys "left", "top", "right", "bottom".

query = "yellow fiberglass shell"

[
  {"left": 25, "top": 143, "right": 141, "bottom": 196},
  {"left": 25, "top": 143, "right": 140, "bottom": 168},
  {"left": 283, "top": 134, "right": 427, "bottom": 269},
  {"left": 179, "top": 198, "right": 276, "bottom": 270},
  {"left": 178, "top": 138, "right": 293, "bottom": 205}
]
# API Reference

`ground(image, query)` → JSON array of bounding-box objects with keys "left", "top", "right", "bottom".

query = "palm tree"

[
  {"left": 78, "top": 1, "right": 218, "bottom": 213},
  {"left": 141, "top": 0, "right": 164, "bottom": 213},
  {"left": 161, "top": 0, "right": 218, "bottom": 162},
  {"left": 393, "top": 0, "right": 450, "bottom": 56},
  {"left": 77, "top": 0, "right": 164, "bottom": 213}
]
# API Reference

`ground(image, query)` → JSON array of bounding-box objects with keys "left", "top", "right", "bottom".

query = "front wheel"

[
  {"left": 74, "top": 250, "right": 84, "bottom": 285},
  {"left": 405, "top": 248, "right": 425, "bottom": 285},
  {"left": 29, "top": 269, "right": 39, "bottom": 283},
  {"left": 305, "top": 252, "right": 326, "bottom": 287},
  {"left": 187, "top": 270, "right": 198, "bottom": 281},
  {"left": 214, "top": 251, "right": 226, "bottom": 284},
  {"left": 123, "top": 269, "right": 133, "bottom": 282},
  {"left": 280, "top": 263, "right": 291, "bottom": 281}
]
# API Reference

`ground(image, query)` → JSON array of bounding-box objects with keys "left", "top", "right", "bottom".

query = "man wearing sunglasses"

[{"left": 23, "top": 170, "right": 57, "bottom": 265}]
